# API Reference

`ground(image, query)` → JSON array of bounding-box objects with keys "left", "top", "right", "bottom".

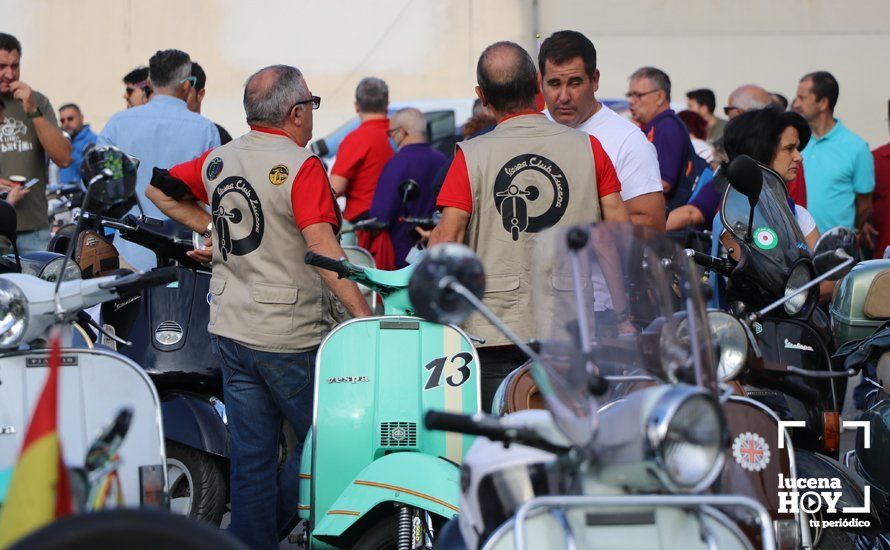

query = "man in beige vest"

[
  {"left": 147, "top": 65, "right": 371, "bottom": 549},
  {"left": 429, "top": 41, "right": 629, "bottom": 412}
]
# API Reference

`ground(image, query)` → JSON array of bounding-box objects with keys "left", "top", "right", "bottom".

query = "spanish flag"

[{"left": 0, "top": 330, "right": 72, "bottom": 546}]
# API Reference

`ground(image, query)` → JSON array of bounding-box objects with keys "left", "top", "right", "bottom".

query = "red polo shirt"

[
  {"left": 331, "top": 118, "right": 394, "bottom": 221},
  {"left": 167, "top": 126, "right": 340, "bottom": 231},
  {"left": 873, "top": 142, "right": 890, "bottom": 258},
  {"left": 437, "top": 112, "right": 622, "bottom": 214}
]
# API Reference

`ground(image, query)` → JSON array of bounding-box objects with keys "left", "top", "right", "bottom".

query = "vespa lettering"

[
  {"left": 328, "top": 376, "right": 369, "bottom": 384},
  {"left": 423, "top": 352, "right": 473, "bottom": 391},
  {"left": 784, "top": 339, "right": 815, "bottom": 352}
]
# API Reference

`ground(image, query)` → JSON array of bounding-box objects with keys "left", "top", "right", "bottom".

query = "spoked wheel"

[{"left": 165, "top": 440, "right": 226, "bottom": 526}]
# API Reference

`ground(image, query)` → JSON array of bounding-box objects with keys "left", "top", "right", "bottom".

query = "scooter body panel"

[
  {"left": 0, "top": 347, "right": 167, "bottom": 507},
  {"left": 307, "top": 315, "right": 479, "bottom": 543},
  {"left": 161, "top": 391, "right": 229, "bottom": 457},
  {"left": 313, "top": 451, "right": 460, "bottom": 541}
]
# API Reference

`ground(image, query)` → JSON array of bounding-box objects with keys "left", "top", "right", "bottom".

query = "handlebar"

[
  {"left": 424, "top": 411, "right": 561, "bottom": 452},
  {"left": 99, "top": 266, "right": 179, "bottom": 297},
  {"left": 400, "top": 215, "right": 440, "bottom": 230},
  {"left": 304, "top": 251, "right": 351, "bottom": 278},
  {"left": 684, "top": 249, "right": 734, "bottom": 276},
  {"left": 342, "top": 218, "right": 389, "bottom": 234}
]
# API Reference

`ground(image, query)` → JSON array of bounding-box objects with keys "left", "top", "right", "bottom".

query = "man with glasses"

[
  {"left": 627, "top": 66, "right": 695, "bottom": 211},
  {"left": 122, "top": 66, "right": 152, "bottom": 108},
  {"left": 99, "top": 49, "right": 219, "bottom": 269},
  {"left": 57, "top": 103, "right": 98, "bottom": 184},
  {"left": 147, "top": 65, "right": 371, "bottom": 548}
]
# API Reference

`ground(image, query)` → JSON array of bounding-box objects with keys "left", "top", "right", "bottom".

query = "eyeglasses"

[
  {"left": 180, "top": 76, "right": 198, "bottom": 88},
  {"left": 723, "top": 106, "right": 742, "bottom": 117},
  {"left": 625, "top": 89, "right": 660, "bottom": 101},
  {"left": 293, "top": 95, "right": 321, "bottom": 111}
]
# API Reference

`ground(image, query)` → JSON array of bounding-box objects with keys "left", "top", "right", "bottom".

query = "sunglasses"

[
  {"left": 180, "top": 76, "right": 198, "bottom": 88},
  {"left": 723, "top": 106, "right": 742, "bottom": 117},
  {"left": 292, "top": 95, "right": 321, "bottom": 111}
]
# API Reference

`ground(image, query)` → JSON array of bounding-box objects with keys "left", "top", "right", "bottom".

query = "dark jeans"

[
  {"left": 477, "top": 345, "right": 528, "bottom": 413},
  {"left": 211, "top": 336, "right": 315, "bottom": 550}
]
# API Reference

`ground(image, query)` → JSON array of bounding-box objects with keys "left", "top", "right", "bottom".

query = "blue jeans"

[
  {"left": 16, "top": 228, "right": 51, "bottom": 255},
  {"left": 211, "top": 336, "right": 315, "bottom": 550}
]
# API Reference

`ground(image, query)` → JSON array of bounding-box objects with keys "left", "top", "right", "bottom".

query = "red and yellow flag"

[{"left": 0, "top": 330, "right": 72, "bottom": 546}]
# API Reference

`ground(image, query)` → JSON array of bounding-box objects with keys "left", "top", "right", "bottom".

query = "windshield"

[
  {"left": 721, "top": 165, "right": 810, "bottom": 274},
  {"left": 530, "top": 222, "right": 716, "bottom": 445}
]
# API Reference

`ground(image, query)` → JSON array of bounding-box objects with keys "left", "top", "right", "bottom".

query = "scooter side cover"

[
  {"left": 0, "top": 348, "right": 166, "bottom": 508},
  {"left": 310, "top": 316, "right": 479, "bottom": 530}
]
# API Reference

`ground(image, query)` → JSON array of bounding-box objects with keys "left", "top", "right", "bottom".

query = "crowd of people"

[{"left": 2, "top": 27, "right": 890, "bottom": 548}]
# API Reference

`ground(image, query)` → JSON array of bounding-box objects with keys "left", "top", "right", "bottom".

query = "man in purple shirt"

[
  {"left": 369, "top": 107, "right": 447, "bottom": 267},
  {"left": 627, "top": 66, "right": 692, "bottom": 211}
]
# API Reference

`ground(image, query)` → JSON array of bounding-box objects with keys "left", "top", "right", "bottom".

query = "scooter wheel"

[{"left": 166, "top": 440, "right": 227, "bottom": 526}]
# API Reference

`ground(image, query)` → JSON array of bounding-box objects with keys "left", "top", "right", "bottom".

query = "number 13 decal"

[{"left": 424, "top": 352, "right": 474, "bottom": 390}]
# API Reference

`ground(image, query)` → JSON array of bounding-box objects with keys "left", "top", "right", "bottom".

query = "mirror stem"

[{"left": 744, "top": 203, "right": 756, "bottom": 243}]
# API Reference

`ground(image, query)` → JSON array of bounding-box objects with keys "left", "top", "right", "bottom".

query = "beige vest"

[
  {"left": 203, "top": 130, "right": 335, "bottom": 352},
  {"left": 459, "top": 115, "right": 602, "bottom": 346}
]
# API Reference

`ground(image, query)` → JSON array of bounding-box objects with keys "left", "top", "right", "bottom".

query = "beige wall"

[{"left": 3, "top": 0, "right": 888, "bottom": 147}]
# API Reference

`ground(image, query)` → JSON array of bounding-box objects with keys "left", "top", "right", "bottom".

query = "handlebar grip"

[
  {"left": 103, "top": 266, "right": 179, "bottom": 297},
  {"left": 684, "top": 249, "right": 733, "bottom": 275},
  {"left": 304, "top": 251, "right": 350, "bottom": 278},
  {"left": 424, "top": 411, "right": 508, "bottom": 441}
]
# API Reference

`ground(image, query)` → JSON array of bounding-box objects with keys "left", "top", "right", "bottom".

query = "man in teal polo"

[{"left": 793, "top": 71, "right": 876, "bottom": 244}]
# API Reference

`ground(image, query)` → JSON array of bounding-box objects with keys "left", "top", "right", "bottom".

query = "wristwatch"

[
  {"left": 202, "top": 222, "right": 213, "bottom": 239},
  {"left": 26, "top": 106, "right": 43, "bottom": 119}
]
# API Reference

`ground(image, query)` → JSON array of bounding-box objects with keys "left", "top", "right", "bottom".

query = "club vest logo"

[
  {"left": 211, "top": 176, "right": 265, "bottom": 262},
  {"left": 268, "top": 164, "right": 289, "bottom": 185},
  {"left": 493, "top": 154, "right": 569, "bottom": 241},
  {"left": 206, "top": 157, "right": 224, "bottom": 181}
]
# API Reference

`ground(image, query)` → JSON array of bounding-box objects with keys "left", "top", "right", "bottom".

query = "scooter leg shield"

[{"left": 311, "top": 452, "right": 460, "bottom": 543}]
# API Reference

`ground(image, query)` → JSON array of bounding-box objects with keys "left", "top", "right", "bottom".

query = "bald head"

[
  {"left": 476, "top": 41, "right": 538, "bottom": 114},
  {"left": 243, "top": 64, "right": 308, "bottom": 127},
  {"left": 727, "top": 84, "right": 771, "bottom": 118},
  {"left": 391, "top": 107, "right": 426, "bottom": 139}
]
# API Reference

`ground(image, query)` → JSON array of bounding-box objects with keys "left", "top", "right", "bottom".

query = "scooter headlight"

[
  {"left": 0, "top": 278, "right": 28, "bottom": 348},
  {"left": 707, "top": 311, "right": 748, "bottom": 382},
  {"left": 38, "top": 257, "right": 82, "bottom": 282},
  {"left": 784, "top": 263, "right": 812, "bottom": 316},
  {"left": 648, "top": 388, "right": 726, "bottom": 492}
]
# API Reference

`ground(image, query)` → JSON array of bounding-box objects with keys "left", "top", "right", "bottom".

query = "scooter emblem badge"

[{"left": 732, "top": 431, "right": 771, "bottom": 472}]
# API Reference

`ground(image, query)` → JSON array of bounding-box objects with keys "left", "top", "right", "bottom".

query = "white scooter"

[{"left": 0, "top": 165, "right": 175, "bottom": 510}]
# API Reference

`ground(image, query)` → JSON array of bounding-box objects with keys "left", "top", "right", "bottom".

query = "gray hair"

[
  {"left": 630, "top": 66, "right": 672, "bottom": 102},
  {"left": 355, "top": 77, "right": 389, "bottom": 113},
  {"left": 243, "top": 65, "right": 308, "bottom": 127},
  {"left": 392, "top": 107, "right": 426, "bottom": 138}
]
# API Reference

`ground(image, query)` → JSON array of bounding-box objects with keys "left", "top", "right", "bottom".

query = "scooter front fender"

[
  {"left": 313, "top": 452, "right": 460, "bottom": 541},
  {"left": 161, "top": 392, "right": 229, "bottom": 458}
]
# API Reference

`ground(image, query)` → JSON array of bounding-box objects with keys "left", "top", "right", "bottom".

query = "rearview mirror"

[
  {"left": 726, "top": 155, "right": 763, "bottom": 206},
  {"left": 399, "top": 179, "right": 420, "bottom": 205},
  {"left": 0, "top": 199, "right": 17, "bottom": 243},
  {"left": 311, "top": 139, "right": 330, "bottom": 158},
  {"left": 409, "top": 243, "right": 485, "bottom": 325},
  {"left": 814, "top": 226, "right": 858, "bottom": 260}
]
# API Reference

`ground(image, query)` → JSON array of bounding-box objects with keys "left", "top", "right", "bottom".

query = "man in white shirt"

[{"left": 539, "top": 30, "right": 665, "bottom": 232}]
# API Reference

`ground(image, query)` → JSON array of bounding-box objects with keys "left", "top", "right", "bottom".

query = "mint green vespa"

[{"left": 297, "top": 249, "right": 483, "bottom": 549}]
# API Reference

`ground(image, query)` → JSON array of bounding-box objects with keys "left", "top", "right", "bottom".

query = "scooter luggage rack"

[{"left": 512, "top": 494, "right": 776, "bottom": 550}]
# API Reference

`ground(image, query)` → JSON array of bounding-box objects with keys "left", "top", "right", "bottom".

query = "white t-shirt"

[
  {"left": 795, "top": 205, "right": 817, "bottom": 237},
  {"left": 545, "top": 104, "right": 663, "bottom": 200},
  {"left": 546, "top": 104, "right": 663, "bottom": 310}
]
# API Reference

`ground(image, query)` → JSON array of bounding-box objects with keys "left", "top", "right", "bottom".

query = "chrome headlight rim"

[
  {"left": 0, "top": 278, "right": 29, "bottom": 349},
  {"left": 646, "top": 385, "right": 727, "bottom": 493},
  {"left": 39, "top": 256, "right": 82, "bottom": 282},
  {"left": 706, "top": 311, "right": 749, "bottom": 382},
  {"left": 784, "top": 262, "right": 813, "bottom": 316}
]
